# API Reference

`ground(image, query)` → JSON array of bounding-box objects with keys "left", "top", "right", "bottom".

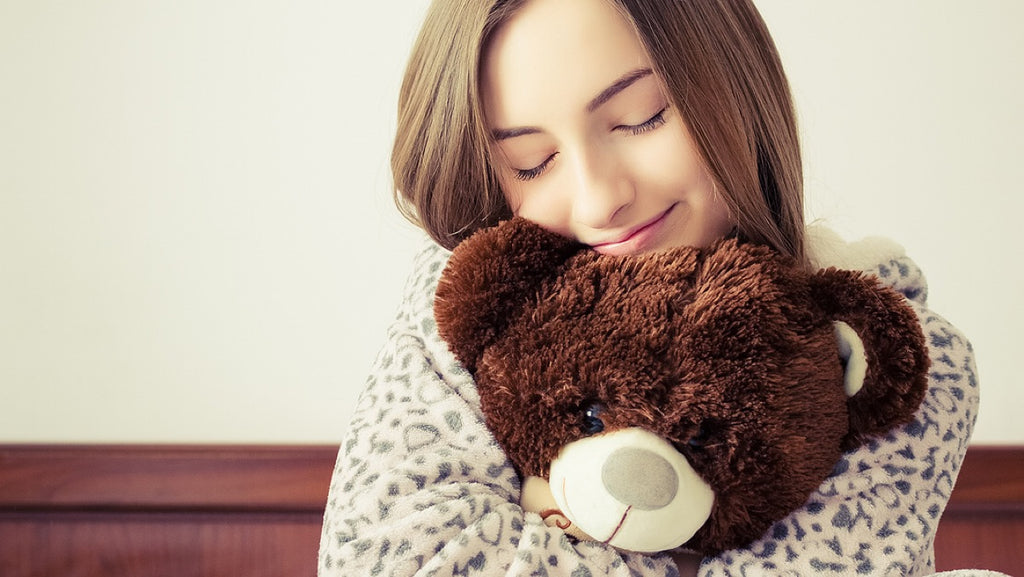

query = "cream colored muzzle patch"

[{"left": 545, "top": 428, "right": 714, "bottom": 552}]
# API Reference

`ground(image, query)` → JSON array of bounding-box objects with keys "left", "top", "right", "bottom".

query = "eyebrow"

[
  {"left": 492, "top": 126, "right": 543, "bottom": 141},
  {"left": 586, "top": 67, "right": 653, "bottom": 113},
  {"left": 491, "top": 67, "right": 655, "bottom": 142}
]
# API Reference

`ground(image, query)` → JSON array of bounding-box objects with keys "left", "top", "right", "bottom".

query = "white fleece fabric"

[{"left": 318, "top": 229, "right": 981, "bottom": 576}]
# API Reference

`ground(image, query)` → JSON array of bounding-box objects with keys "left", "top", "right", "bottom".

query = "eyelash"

[
  {"left": 619, "top": 107, "right": 668, "bottom": 136},
  {"left": 514, "top": 155, "right": 555, "bottom": 182},
  {"left": 512, "top": 108, "right": 669, "bottom": 182}
]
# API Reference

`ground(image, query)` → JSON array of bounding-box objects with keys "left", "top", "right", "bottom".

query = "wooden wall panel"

[
  {"left": 933, "top": 445, "right": 1024, "bottom": 575},
  {"left": 0, "top": 445, "right": 335, "bottom": 577},
  {"left": 0, "top": 444, "right": 333, "bottom": 510},
  {"left": 1, "top": 444, "right": 1021, "bottom": 576},
  {"left": 1, "top": 512, "right": 320, "bottom": 577},
  {"left": 934, "top": 513, "right": 1024, "bottom": 576}
]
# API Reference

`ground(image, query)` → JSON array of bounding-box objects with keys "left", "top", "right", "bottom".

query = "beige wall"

[{"left": 1, "top": 1, "right": 1020, "bottom": 444}]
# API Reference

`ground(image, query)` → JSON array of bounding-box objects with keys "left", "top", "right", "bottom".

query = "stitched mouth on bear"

[
  {"left": 559, "top": 475, "right": 630, "bottom": 544},
  {"left": 550, "top": 427, "right": 716, "bottom": 552},
  {"left": 603, "top": 506, "right": 631, "bottom": 544},
  {"left": 559, "top": 477, "right": 577, "bottom": 527}
]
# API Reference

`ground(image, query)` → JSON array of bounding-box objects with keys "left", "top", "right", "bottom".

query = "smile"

[{"left": 590, "top": 205, "right": 675, "bottom": 256}]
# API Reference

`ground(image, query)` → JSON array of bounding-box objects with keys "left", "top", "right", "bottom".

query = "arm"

[
  {"left": 318, "top": 242, "right": 681, "bottom": 576},
  {"left": 696, "top": 275, "right": 978, "bottom": 575}
]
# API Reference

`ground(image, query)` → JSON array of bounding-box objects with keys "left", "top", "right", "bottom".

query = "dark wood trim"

[
  {"left": 1, "top": 444, "right": 1020, "bottom": 513},
  {"left": 0, "top": 443, "right": 1020, "bottom": 575},
  {"left": 935, "top": 445, "right": 1024, "bottom": 574},
  {"left": 0, "top": 444, "right": 337, "bottom": 513},
  {"left": 944, "top": 445, "right": 1024, "bottom": 513}
]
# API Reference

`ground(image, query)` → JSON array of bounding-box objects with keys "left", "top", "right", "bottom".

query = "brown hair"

[{"left": 392, "top": 0, "right": 804, "bottom": 262}]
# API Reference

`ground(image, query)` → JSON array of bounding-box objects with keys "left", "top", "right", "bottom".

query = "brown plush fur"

[{"left": 434, "top": 217, "right": 929, "bottom": 555}]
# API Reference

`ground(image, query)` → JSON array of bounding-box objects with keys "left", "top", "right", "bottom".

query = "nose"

[
  {"left": 569, "top": 148, "right": 633, "bottom": 228},
  {"left": 601, "top": 447, "right": 678, "bottom": 510}
]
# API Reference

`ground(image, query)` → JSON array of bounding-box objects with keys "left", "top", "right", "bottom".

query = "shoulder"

[
  {"left": 810, "top": 222, "right": 980, "bottom": 538},
  {"left": 805, "top": 223, "right": 977, "bottom": 432},
  {"left": 806, "top": 223, "right": 928, "bottom": 304},
  {"left": 397, "top": 237, "right": 452, "bottom": 317},
  {"left": 700, "top": 225, "right": 981, "bottom": 575}
]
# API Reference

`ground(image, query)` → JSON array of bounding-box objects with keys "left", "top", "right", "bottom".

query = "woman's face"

[{"left": 481, "top": 0, "right": 734, "bottom": 256}]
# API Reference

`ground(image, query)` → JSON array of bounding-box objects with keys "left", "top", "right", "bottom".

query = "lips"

[{"left": 590, "top": 205, "right": 675, "bottom": 256}]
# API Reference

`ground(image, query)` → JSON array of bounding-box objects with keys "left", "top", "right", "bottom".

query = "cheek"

[
  {"left": 625, "top": 124, "right": 705, "bottom": 191},
  {"left": 500, "top": 177, "right": 524, "bottom": 213},
  {"left": 502, "top": 177, "right": 575, "bottom": 236}
]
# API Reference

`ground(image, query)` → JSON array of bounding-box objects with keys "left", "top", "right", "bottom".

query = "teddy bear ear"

[
  {"left": 434, "top": 217, "right": 584, "bottom": 373},
  {"left": 808, "top": 268, "right": 930, "bottom": 449}
]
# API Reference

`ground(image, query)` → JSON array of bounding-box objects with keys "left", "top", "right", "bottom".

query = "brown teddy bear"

[{"left": 434, "top": 217, "right": 929, "bottom": 556}]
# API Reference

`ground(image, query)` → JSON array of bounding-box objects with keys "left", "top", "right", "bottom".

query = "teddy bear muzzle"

[{"left": 547, "top": 427, "right": 715, "bottom": 552}]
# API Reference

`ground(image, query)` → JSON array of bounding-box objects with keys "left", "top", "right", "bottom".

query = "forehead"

[{"left": 481, "top": 0, "right": 652, "bottom": 126}]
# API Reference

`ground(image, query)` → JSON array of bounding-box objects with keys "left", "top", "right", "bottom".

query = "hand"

[{"left": 520, "top": 475, "right": 595, "bottom": 541}]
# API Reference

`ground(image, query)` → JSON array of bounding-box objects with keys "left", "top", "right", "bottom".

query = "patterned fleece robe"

[{"left": 318, "top": 228, "right": 979, "bottom": 577}]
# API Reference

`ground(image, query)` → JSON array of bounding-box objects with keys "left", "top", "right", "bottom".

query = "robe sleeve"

[
  {"left": 318, "top": 242, "right": 683, "bottom": 576},
  {"left": 696, "top": 255, "right": 979, "bottom": 576}
]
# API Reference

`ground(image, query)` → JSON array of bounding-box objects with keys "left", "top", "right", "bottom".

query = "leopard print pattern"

[{"left": 318, "top": 241, "right": 978, "bottom": 577}]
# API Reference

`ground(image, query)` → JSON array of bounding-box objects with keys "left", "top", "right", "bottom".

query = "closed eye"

[
  {"left": 616, "top": 108, "right": 667, "bottom": 136},
  {"left": 510, "top": 107, "right": 666, "bottom": 181},
  {"left": 513, "top": 153, "right": 557, "bottom": 181}
]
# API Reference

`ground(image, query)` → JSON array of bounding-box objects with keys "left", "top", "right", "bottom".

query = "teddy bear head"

[{"left": 434, "top": 217, "right": 929, "bottom": 555}]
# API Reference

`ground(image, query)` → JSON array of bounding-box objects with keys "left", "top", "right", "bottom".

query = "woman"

[{"left": 319, "top": 0, "right": 977, "bottom": 574}]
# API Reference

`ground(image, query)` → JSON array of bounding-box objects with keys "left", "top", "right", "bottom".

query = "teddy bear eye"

[
  {"left": 581, "top": 403, "right": 606, "bottom": 435},
  {"left": 686, "top": 419, "right": 718, "bottom": 450}
]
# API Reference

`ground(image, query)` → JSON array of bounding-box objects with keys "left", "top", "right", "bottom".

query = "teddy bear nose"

[{"left": 601, "top": 447, "right": 678, "bottom": 510}]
